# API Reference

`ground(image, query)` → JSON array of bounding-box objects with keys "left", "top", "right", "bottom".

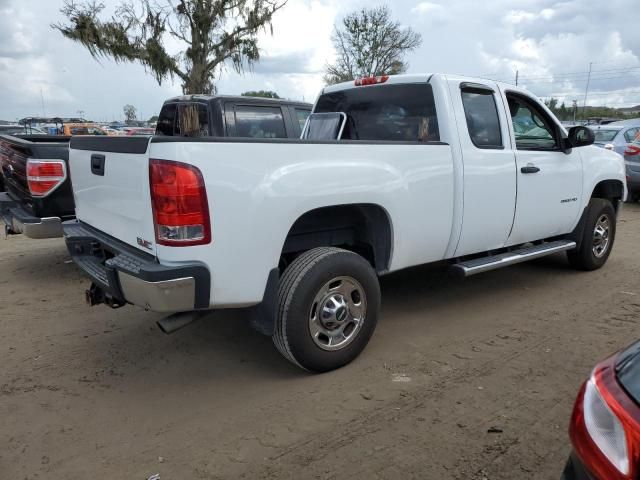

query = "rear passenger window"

[
  {"left": 625, "top": 128, "right": 640, "bottom": 143},
  {"left": 461, "top": 89, "right": 503, "bottom": 149},
  {"left": 234, "top": 106, "right": 287, "bottom": 138},
  {"left": 295, "top": 108, "right": 311, "bottom": 131}
]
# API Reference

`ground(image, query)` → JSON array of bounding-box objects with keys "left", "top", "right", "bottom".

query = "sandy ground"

[{"left": 2, "top": 205, "right": 640, "bottom": 480}]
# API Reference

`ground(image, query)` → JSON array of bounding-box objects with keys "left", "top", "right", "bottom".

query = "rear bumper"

[
  {"left": 625, "top": 165, "right": 640, "bottom": 193},
  {"left": 63, "top": 221, "right": 211, "bottom": 312},
  {"left": 561, "top": 452, "right": 596, "bottom": 480},
  {"left": 0, "top": 192, "right": 62, "bottom": 239}
]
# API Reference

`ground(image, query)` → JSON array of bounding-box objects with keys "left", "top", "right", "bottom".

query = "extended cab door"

[
  {"left": 449, "top": 80, "right": 517, "bottom": 257},
  {"left": 498, "top": 89, "right": 583, "bottom": 245}
]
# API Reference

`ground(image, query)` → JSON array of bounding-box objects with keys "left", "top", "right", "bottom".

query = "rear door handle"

[
  {"left": 91, "top": 154, "right": 105, "bottom": 176},
  {"left": 521, "top": 164, "right": 540, "bottom": 174}
]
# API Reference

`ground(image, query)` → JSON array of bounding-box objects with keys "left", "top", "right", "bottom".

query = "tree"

[
  {"left": 324, "top": 6, "right": 421, "bottom": 85},
  {"left": 241, "top": 90, "right": 280, "bottom": 98},
  {"left": 148, "top": 115, "right": 159, "bottom": 123},
  {"left": 53, "top": 0, "right": 287, "bottom": 94},
  {"left": 123, "top": 104, "right": 137, "bottom": 123}
]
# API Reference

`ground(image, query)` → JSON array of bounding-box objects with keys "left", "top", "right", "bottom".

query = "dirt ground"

[{"left": 2, "top": 206, "right": 640, "bottom": 480}]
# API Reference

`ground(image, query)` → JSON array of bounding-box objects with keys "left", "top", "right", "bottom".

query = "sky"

[{"left": 1, "top": 0, "right": 639, "bottom": 122}]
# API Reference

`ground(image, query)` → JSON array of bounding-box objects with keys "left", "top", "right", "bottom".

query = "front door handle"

[{"left": 521, "top": 164, "right": 540, "bottom": 174}]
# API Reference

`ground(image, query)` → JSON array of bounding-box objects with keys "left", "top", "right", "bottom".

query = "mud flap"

[{"left": 247, "top": 268, "right": 280, "bottom": 336}]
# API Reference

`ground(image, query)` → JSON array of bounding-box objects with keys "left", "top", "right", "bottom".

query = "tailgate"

[
  {"left": 69, "top": 136, "right": 157, "bottom": 255},
  {"left": 0, "top": 136, "right": 32, "bottom": 204}
]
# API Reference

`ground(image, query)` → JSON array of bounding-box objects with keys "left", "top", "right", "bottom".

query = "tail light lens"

[
  {"left": 149, "top": 159, "right": 211, "bottom": 246},
  {"left": 27, "top": 159, "right": 67, "bottom": 197},
  {"left": 569, "top": 360, "right": 640, "bottom": 480},
  {"left": 583, "top": 377, "right": 629, "bottom": 474},
  {"left": 624, "top": 145, "right": 640, "bottom": 156}
]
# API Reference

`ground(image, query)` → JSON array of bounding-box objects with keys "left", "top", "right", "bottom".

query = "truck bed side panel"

[{"left": 149, "top": 138, "right": 455, "bottom": 308}]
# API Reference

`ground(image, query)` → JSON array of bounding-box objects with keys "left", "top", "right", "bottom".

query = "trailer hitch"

[{"left": 85, "top": 283, "right": 125, "bottom": 309}]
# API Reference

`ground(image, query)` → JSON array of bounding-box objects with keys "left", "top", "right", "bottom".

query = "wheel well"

[
  {"left": 281, "top": 204, "right": 392, "bottom": 273},
  {"left": 591, "top": 180, "right": 624, "bottom": 212}
]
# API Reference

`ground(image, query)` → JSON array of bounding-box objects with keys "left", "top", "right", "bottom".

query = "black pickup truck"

[
  {"left": 0, "top": 96, "right": 311, "bottom": 239},
  {"left": 0, "top": 135, "right": 73, "bottom": 238}
]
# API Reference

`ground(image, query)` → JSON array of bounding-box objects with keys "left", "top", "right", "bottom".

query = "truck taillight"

[
  {"left": 27, "top": 159, "right": 67, "bottom": 197},
  {"left": 149, "top": 159, "right": 211, "bottom": 247},
  {"left": 354, "top": 75, "right": 389, "bottom": 86}
]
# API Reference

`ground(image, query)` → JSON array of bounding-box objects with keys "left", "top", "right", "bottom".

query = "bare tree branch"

[{"left": 324, "top": 6, "right": 422, "bottom": 85}]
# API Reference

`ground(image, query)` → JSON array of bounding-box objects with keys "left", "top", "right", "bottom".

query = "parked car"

[
  {"left": 0, "top": 125, "right": 46, "bottom": 136},
  {"left": 0, "top": 96, "right": 311, "bottom": 239},
  {"left": 623, "top": 136, "right": 640, "bottom": 201},
  {"left": 562, "top": 341, "right": 640, "bottom": 480},
  {"left": 124, "top": 127, "right": 156, "bottom": 136},
  {"left": 589, "top": 121, "right": 640, "bottom": 155},
  {"left": 62, "top": 74, "right": 624, "bottom": 372}
]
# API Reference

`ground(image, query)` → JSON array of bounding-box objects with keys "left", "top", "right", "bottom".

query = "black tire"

[
  {"left": 567, "top": 198, "right": 616, "bottom": 271},
  {"left": 272, "top": 247, "right": 381, "bottom": 372},
  {"left": 626, "top": 192, "right": 639, "bottom": 203}
]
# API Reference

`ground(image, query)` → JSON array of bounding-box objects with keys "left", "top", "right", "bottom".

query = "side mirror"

[{"left": 567, "top": 126, "right": 595, "bottom": 148}]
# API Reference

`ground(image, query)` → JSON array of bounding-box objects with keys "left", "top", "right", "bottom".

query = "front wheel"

[
  {"left": 272, "top": 247, "right": 381, "bottom": 372},
  {"left": 567, "top": 198, "right": 616, "bottom": 271}
]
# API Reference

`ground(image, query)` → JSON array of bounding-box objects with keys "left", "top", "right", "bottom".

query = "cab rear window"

[
  {"left": 156, "top": 103, "right": 209, "bottom": 137},
  {"left": 314, "top": 83, "right": 440, "bottom": 142}
]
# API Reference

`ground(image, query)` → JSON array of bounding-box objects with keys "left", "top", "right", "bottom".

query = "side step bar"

[{"left": 451, "top": 240, "right": 577, "bottom": 277}]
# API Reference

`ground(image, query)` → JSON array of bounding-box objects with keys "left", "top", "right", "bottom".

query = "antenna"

[{"left": 582, "top": 62, "right": 593, "bottom": 118}]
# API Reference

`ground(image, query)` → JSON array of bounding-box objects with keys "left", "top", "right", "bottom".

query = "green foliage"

[
  {"left": 544, "top": 97, "right": 636, "bottom": 122},
  {"left": 53, "top": 0, "right": 287, "bottom": 94},
  {"left": 148, "top": 115, "right": 159, "bottom": 123},
  {"left": 241, "top": 90, "right": 280, "bottom": 99},
  {"left": 123, "top": 104, "right": 137, "bottom": 123},
  {"left": 325, "top": 6, "right": 421, "bottom": 85}
]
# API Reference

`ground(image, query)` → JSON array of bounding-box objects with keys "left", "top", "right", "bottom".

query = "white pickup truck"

[{"left": 64, "top": 73, "right": 626, "bottom": 372}]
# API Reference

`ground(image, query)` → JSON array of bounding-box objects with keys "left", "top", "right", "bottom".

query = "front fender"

[{"left": 580, "top": 146, "right": 627, "bottom": 209}]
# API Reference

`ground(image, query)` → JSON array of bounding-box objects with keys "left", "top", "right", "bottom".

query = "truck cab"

[{"left": 155, "top": 95, "right": 311, "bottom": 139}]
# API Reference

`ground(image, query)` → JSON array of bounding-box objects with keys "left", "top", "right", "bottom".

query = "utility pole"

[
  {"left": 572, "top": 100, "right": 578, "bottom": 124},
  {"left": 40, "top": 88, "right": 46, "bottom": 117},
  {"left": 515, "top": 70, "right": 519, "bottom": 86},
  {"left": 582, "top": 62, "right": 593, "bottom": 119}
]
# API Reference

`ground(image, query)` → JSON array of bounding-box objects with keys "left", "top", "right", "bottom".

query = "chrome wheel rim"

[
  {"left": 308, "top": 276, "right": 366, "bottom": 351},
  {"left": 592, "top": 214, "right": 611, "bottom": 258}
]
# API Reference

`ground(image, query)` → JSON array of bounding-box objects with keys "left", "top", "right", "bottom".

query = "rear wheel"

[
  {"left": 567, "top": 198, "right": 616, "bottom": 271},
  {"left": 272, "top": 247, "right": 380, "bottom": 372}
]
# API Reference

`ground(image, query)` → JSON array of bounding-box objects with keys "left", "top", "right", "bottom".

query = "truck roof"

[
  {"left": 321, "top": 73, "right": 527, "bottom": 95},
  {"left": 163, "top": 94, "right": 311, "bottom": 108}
]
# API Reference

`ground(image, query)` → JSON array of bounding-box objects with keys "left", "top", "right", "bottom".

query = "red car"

[{"left": 563, "top": 341, "right": 640, "bottom": 479}]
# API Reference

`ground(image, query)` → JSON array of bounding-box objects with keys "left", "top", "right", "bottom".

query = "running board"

[{"left": 451, "top": 240, "right": 577, "bottom": 277}]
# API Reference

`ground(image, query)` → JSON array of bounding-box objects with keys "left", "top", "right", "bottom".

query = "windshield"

[
  {"left": 314, "top": 83, "right": 440, "bottom": 142},
  {"left": 593, "top": 129, "right": 620, "bottom": 142}
]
